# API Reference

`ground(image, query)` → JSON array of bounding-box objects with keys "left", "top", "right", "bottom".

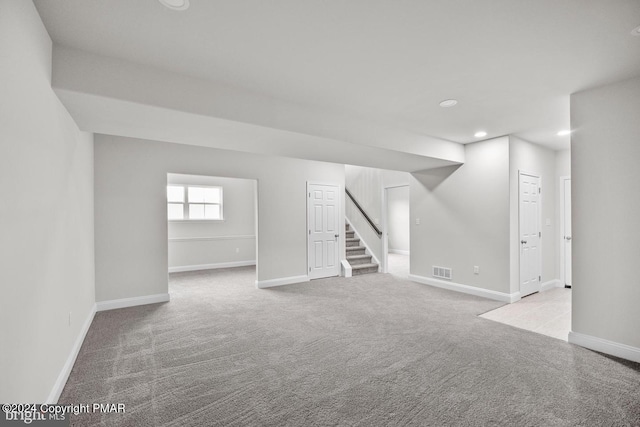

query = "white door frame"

[
  {"left": 166, "top": 174, "right": 259, "bottom": 283},
  {"left": 307, "top": 181, "right": 341, "bottom": 279},
  {"left": 254, "top": 179, "right": 260, "bottom": 282},
  {"left": 559, "top": 176, "right": 571, "bottom": 288},
  {"left": 519, "top": 171, "right": 542, "bottom": 297},
  {"left": 382, "top": 186, "right": 388, "bottom": 274}
]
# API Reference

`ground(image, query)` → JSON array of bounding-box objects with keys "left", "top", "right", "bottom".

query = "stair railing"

[{"left": 345, "top": 188, "right": 382, "bottom": 237}]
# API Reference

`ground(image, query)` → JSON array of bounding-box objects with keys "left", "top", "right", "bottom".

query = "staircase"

[{"left": 345, "top": 223, "right": 379, "bottom": 275}]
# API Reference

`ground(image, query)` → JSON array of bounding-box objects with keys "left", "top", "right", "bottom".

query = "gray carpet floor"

[{"left": 60, "top": 267, "right": 640, "bottom": 426}]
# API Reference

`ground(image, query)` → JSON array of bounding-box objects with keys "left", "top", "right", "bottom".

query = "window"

[
  {"left": 167, "top": 185, "right": 185, "bottom": 219},
  {"left": 167, "top": 185, "right": 223, "bottom": 220}
]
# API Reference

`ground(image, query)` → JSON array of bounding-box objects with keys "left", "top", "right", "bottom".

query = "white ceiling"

[{"left": 34, "top": 0, "right": 640, "bottom": 151}]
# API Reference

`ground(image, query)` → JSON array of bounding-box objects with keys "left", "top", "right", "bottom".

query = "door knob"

[
  {"left": 521, "top": 240, "right": 527, "bottom": 244},
  {"left": 565, "top": 236, "right": 572, "bottom": 241},
  {"left": 334, "top": 234, "right": 339, "bottom": 239}
]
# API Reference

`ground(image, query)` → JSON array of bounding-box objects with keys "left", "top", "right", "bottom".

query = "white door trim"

[
  {"left": 381, "top": 187, "right": 389, "bottom": 273},
  {"left": 519, "top": 171, "right": 542, "bottom": 297},
  {"left": 559, "top": 176, "right": 571, "bottom": 288}
]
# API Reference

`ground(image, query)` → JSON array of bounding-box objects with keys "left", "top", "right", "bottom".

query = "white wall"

[
  {"left": 508, "top": 136, "right": 558, "bottom": 293},
  {"left": 387, "top": 186, "right": 410, "bottom": 253},
  {"left": 571, "top": 75, "right": 640, "bottom": 350},
  {"left": 382, "top": 169, "right": 411, "bottom": 188},
  {"left": 0, "top": 0, "right": 95, "bottom": 403},
  {"left": 94, "top": 135, "right": 345, "bottom": 301},
  {"left": 167, "top": 174, "right": 256, "bottom": 271},
  {"left": 555, "top": 149, "right": 570, "bottom": 178},
  {"left": 410, "top": 137, "right": 511, "bottom": 294},
  {"left": 345, "top": 165, "right": 383, "bottom": 225}
]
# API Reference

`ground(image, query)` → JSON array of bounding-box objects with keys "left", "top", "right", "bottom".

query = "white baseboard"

[
  {"left": 168, "top": 235, "right": 255, "bottom": 242},
  {"left": 408, "top": 274, "right": 519, "bottom": 303},
  {"left": 341, "top": 259, "right": 352, "bottom": 278},
  {"left": 256, "top": 275, "right": 309, "bottom": 289},
  {"left": 169, "top": 260, "right": 256, "bottom": 273},
  {"left": 96, "top": 293, "right": 170, "bottom": 312},
  {"left": 540, "top": 279, "right": 562, "bottom": 291},
  {"left": 389, "top": 249, "right": 410, "bottom": 256},
  {"left": 509, "top": 292, "right": 522, "bottom": 303},
  {"left": 47, "top": 303, "right": 96, "bottom": 404},
  {"left": 568, "top": 331, "right": 640, "bottom": 364}
]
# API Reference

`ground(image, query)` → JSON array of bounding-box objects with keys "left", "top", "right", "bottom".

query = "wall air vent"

[{"left": 432, "top": 266, "right": 452, "bottom": 280}]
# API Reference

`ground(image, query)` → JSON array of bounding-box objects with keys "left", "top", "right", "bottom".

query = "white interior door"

[
  {"left": 519, "top": 172, "right": 541, "bottom": 297},
  {"left": 308, "top": 183, "right": 340, "bottom": 280},
  {"left": 562, "top": 178, "right": 572, "bottom": 287}
]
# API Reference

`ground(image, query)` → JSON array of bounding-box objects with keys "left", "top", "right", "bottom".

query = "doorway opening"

[
  {"left": 519, "top": 171, "right": 542, "bottom": 297},
  {"left": 166, "top": 173, "right": 258, "bottom": 290},
  {"left": 383, "top": 185, "right": 410, "bottom": 278}
]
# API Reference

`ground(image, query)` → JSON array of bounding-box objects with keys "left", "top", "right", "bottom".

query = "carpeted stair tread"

[
  {"left": 346, "top": 254, "right": 371, "bottom": 260},
  {"left": 351, "top": 263, "right": 378, "bottom": 270},
  {"left": 346, "top": 254, "right": 372, "bottom": 265},
  {"left": 346, "top": 237, "right": 361, "bottom": 247},
  {"left": 346, "top": 250, "right": 366, "bottom": 257},
  {"left": 351, "top": 263, "right": 378, "bottom": 275}
]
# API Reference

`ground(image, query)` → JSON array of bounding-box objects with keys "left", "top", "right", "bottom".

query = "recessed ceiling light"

[
  {"left": 439, "top": 99, "right": 458, "bottom": 108},
  {"left": 158, "top": 0, "right": 190, "bottom": 11},
  {"left": 631, "top": 25, "right": 640, "bottom": 36},
  {"left": 557, "top": 130, "right": 572, "bottom": 136},
  {"left": 474, "top": 131, "right": 487, "bottom": 138}
]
